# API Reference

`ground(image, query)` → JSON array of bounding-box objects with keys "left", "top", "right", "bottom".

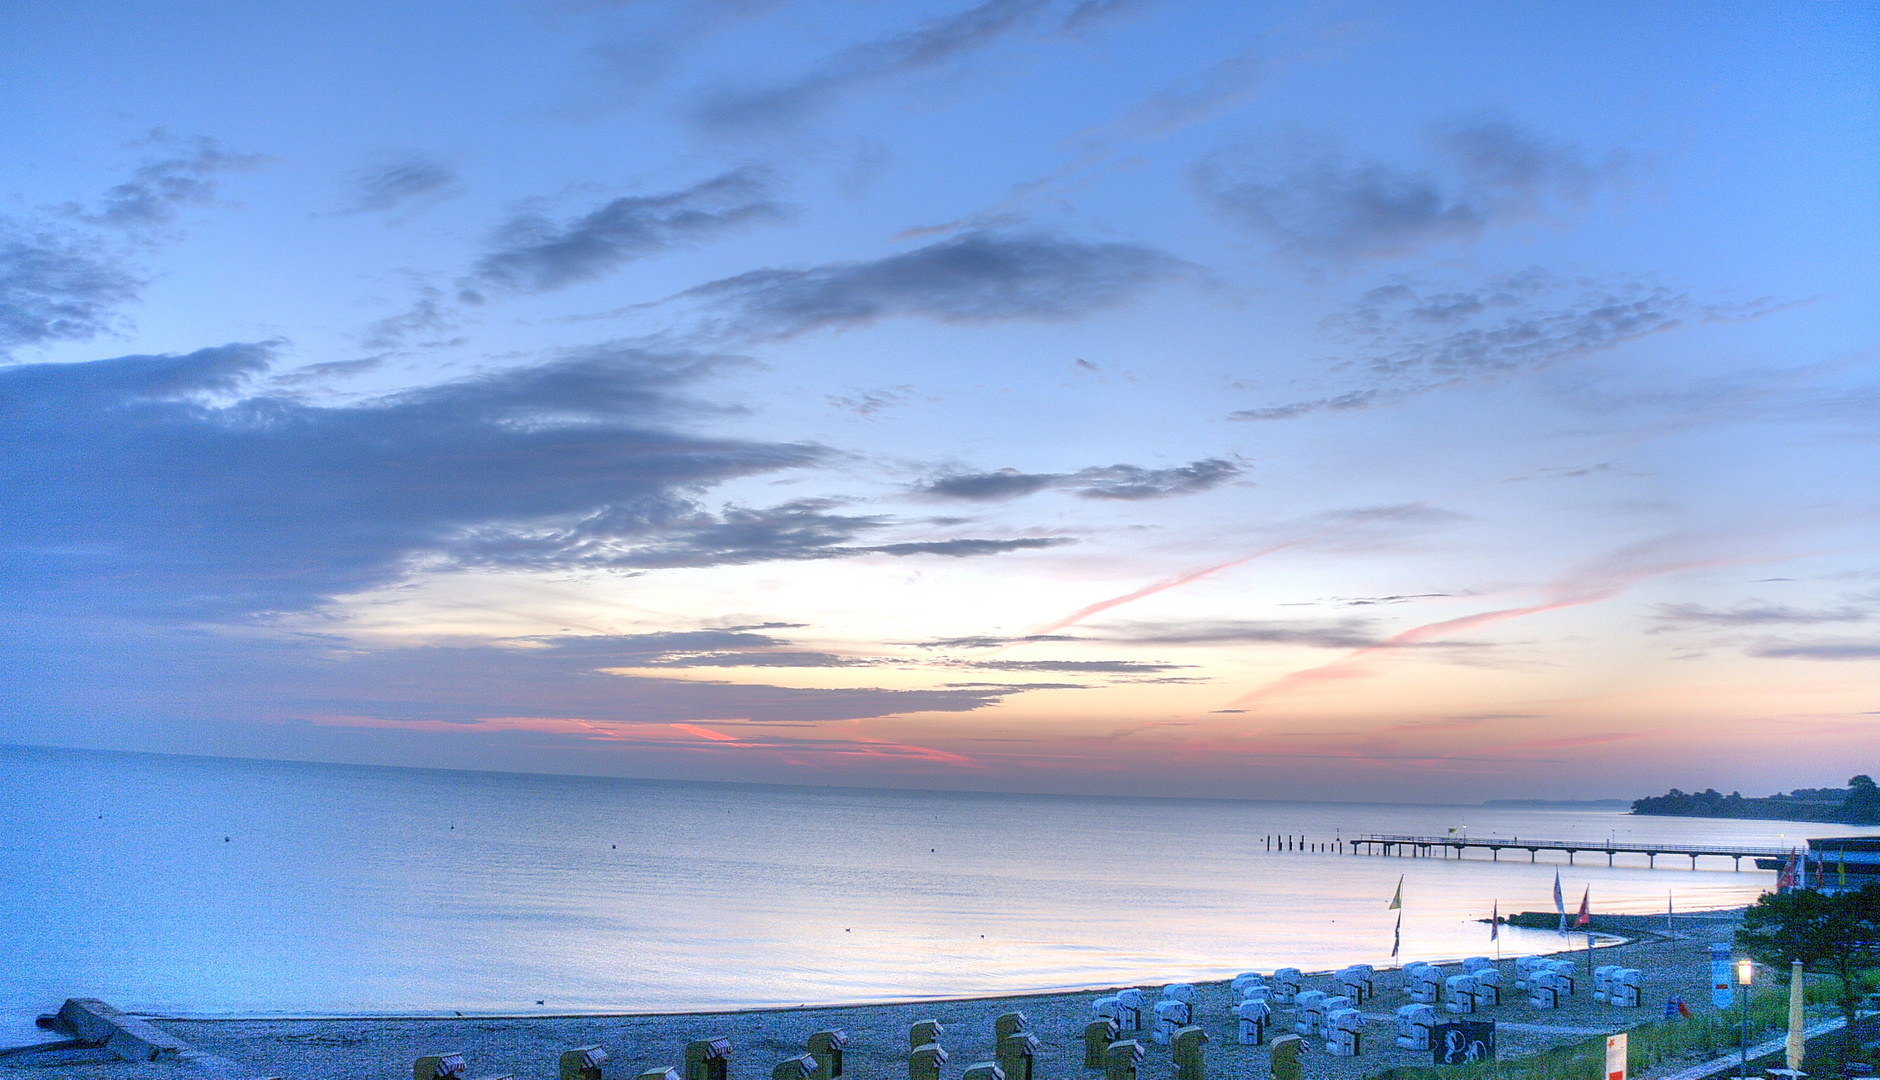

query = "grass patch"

[{"left": 1365, "top": 988, "right": 1802, "bottom": 1080}]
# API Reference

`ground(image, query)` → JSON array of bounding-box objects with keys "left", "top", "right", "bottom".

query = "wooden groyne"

[{"left": 1348, "top": 833, "right": 1788, "bottom": 870}]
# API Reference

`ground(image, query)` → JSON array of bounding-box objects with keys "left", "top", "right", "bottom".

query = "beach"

[{"left": 7, "top": 908, "right": 1828, "bottom": 1080}]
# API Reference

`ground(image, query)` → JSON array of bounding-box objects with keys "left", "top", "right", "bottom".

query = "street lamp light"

[{"left": 1736, "top": 959, "right": 1754, "bottom": 1080}]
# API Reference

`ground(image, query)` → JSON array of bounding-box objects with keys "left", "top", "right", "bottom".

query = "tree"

[
  {"left": 1844, "top": 775, "right": 1880, "bottom": 824},
  {"left": 1738, "top": 882, "right": 1880, "bottom": 1027}
]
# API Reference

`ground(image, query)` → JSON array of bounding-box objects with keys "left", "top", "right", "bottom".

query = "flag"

[
  {"left": 1392, "top": 911, "right": 1401, "bottom": 958},
  {"left": 1491, "top": 900, "right": 1500, "bottom": 941},
  {"left": 1554, "top": 869, "right": 1565, "bottom": 932},
  {"left": 1666, "top": 891, "right": 1674, "bottom": 936},
  {"left": 1778, "top": 849, "right": 1797, "bottom": 890},
  {"left": 1389, "top": 874, "right": 1403, "bottom": 910},
  {"left": 1576, "top": 886, "right": 1591, "bottom": 928}
]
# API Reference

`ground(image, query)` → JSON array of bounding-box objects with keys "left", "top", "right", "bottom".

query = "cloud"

[
  {"left": 1230, "top": 273, "right": 1731, "bottom": 421},
  {"left": 1059, "top": 0, "right": 1152, "bottom": 31},
  {"left": 694, "top": 0, "right": 1053, "bottom": 131},
  {"left": 638, "top": 650, "right": 873, "bottom": 668},
  {"left": 1229, "top": 389, "right": 1378, "bottom": 422},
  {"left": 1097, "top": 618, "right": 1381, "bottom": 650},
  {"left": 1751, "top": 640, "right": 1880, "bottom": 660},
  {"left": 1028, "top": 503, "right": 1466, "bottom": 635},
  {"left": 915, "top": 633, "right": 1085, "bottom": 649},
  {"left": 965, "top": 659, "right": 1187, "bottom": 674},
  {"left": 1651, "top": 601, "right": 1872, "bottom": 628},
  {"left": 359, "top": 287, "right": 463, "bottom": 351},
  {"left": 874, "top": 537, "right": 1068, "bottom": 557},
  {"left": 0, "top": 342, "right": 831, "bottom": 618},
  {"left": 827, "top": 386, "right": 914, "bottom": 415},
  {"left": 270, "top": 356, "right": 387, "bottom": 386},
  {"left": 336, "top": 159, "right": 459, "bottom": 215},
  {"left": 78, "top": 133, "right": 268, "bottom": 231},
  {"left": 681, "top": 229, "right": 1189, "bottom": 341},
  {"left": 0, "top": 223, "right": 141, "bottom": 354},
  {"left": 1194, "top": 117, "right": 1605, "bottom": 260},
  {"left": 1117, "top": 39, "right": 1265, "bottom": 138},
  {"left": 9, "top": 626, "right": 1029, "bottom": 731},
  {"left": 452, "top": 495, "right": 1072, "bottom": 571},
  {"left": 467, "top": 168, "right": 787, "bottom": 295},
  {"left": 1, "top": 137, "right": 265, "bottom": 356},
  {"left": 917, "top": 457, "right": 1241, "bottom": 502}
]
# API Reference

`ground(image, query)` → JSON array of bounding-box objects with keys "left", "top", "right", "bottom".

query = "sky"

[{"left": 1, "top": 1, "right": 1875, "bottom": 802}]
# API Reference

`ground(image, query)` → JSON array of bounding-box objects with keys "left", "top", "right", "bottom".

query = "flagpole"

[
  {"left": 1575, "top": 885, "right": 1594, "bottom": 983},
  {"left": 1554, "top": 868, "right": 1565, "bottom": 935},
  {"left": 1389, "top": 874, "right": 1404, "bottom": 967}
]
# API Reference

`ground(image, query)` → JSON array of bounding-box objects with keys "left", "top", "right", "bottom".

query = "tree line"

[{"left": 1632, "top": 775, "right": 1880, "bottom": 824}]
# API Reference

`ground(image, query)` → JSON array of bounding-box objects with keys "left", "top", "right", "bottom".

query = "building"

[{"left": 1802, "top": 836, "right": 1880, "bottom": 895}]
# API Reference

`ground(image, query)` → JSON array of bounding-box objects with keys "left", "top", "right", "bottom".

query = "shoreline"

[
  {"left": 110, "top": 910, "right": 1742, "bottom": 1028},
  {"left": 3, "top": 909, "right": 1776, "bottom": 1080}
]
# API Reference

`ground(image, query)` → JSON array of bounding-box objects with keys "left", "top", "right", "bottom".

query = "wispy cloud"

[
  {"left": 1751, "top": 640, "right": 1880, "bottom": 660},
  {"left": 453, "top": 496, "right": 1072, "bottom": 571},
  {"left": 1226, "top": 538, "right": 1755, "bottom": 707},
  {"left": 679, "top": 229, "right": 1189, "bottom": 342},
  {"left": 1031, "top": 503, "right": 1464, "bottom": 634},
  {"left": 1097, "top": 618, "right": 1381, "bottom": 649},
  {"left": 74, "top": 133, "right": 268, "bottom": 231},
  {"left": 964, "top": 658, "right": 1187, "bottom": 674},
  {"left": 0, "top": 223, "right": 141, "bottom": 355},
  {"left": 874, "top": 537, "right": 1069, "bottom": 557},
  {"left": 1651, "top": 600, "right": 1872, "bottom": 628},
  {"left": 465, "top": 168, "right": 787, "bottom": 296},
  {"left": 336, "top": 158, "right": 459, "bottom": 215},
  {"left": 1195, "top": 117, "right": 1609, "bottom": 260},
  {"left": 915, "top": 633, "right": 1085, "bottom": 649},
  {"left": 2, "top": 136, "right": 264, "bottom": 357},
  {"left": 916, "top": 457, "right": 1240, "bottom": 501},
  {"left": 828, "top": 385, "right": 915, "bottom": 415},
  {"left": 1229, "top": 272, "right": 1759, "bottom": 422},
  {"left": 358, "top": 286, "right": 463, "bottom": 352},
  {"left": 1117, "top": 39, "right": 1265, "bottom": 139},
  {"left": 693, "top": 0, "right": 1054, "bottom": 132}
]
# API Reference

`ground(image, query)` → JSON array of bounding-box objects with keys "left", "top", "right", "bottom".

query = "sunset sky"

[{"left": 3, "top": 1, "right": 1875, "bottom": 801}]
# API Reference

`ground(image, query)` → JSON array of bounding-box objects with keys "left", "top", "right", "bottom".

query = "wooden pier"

[{"left": 1347, "top": 832, "right": 1788, "bottom": 870}]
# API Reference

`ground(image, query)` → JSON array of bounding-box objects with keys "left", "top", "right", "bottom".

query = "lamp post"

[{"left": 1736, "top": 958, "right": 1754, "bottom": 1080}]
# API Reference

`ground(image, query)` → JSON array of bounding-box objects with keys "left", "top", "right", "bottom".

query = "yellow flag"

[{"left": 1389, "top": 874, "right": 1403, "bottom": 910}]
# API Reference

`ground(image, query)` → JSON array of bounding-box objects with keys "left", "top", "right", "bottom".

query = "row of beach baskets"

[{"left": 1093, "top": 954, "right": 1646, "bottom": 1059}]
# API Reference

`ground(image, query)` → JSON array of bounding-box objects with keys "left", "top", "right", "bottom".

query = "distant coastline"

[
  {"left": 1481, "top": 798, "right": 1630, "bottom": 808},
  {"left": 1629, "top": 775, "right": 1879, "bottom": 825}
]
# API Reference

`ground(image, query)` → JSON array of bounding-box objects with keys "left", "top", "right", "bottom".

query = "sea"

[{"left": 2, "top": 743, "right": 1864, "bottom": 1045}]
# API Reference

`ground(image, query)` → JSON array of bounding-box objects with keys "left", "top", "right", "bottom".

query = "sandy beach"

[{"left": 9, "top": 907, "right": 1832, "bottom": 1080}]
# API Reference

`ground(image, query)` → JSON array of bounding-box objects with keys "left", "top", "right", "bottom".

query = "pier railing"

[{"left": 1347, "top": 832, "right": 1788, "bottom": 868}]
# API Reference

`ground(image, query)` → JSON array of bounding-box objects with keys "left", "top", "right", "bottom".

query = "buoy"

[{"left": 224, "top": 836, "right": 230, "bottom": 842}]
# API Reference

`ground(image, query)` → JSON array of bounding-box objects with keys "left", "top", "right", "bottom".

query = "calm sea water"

[{"left": 2, "top": 744, "right": 1860, "bottom": 1043}]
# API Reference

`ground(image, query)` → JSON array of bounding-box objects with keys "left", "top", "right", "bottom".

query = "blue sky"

[{"left": 2, "top": 1, "right": 1875, "bottom": 800}]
